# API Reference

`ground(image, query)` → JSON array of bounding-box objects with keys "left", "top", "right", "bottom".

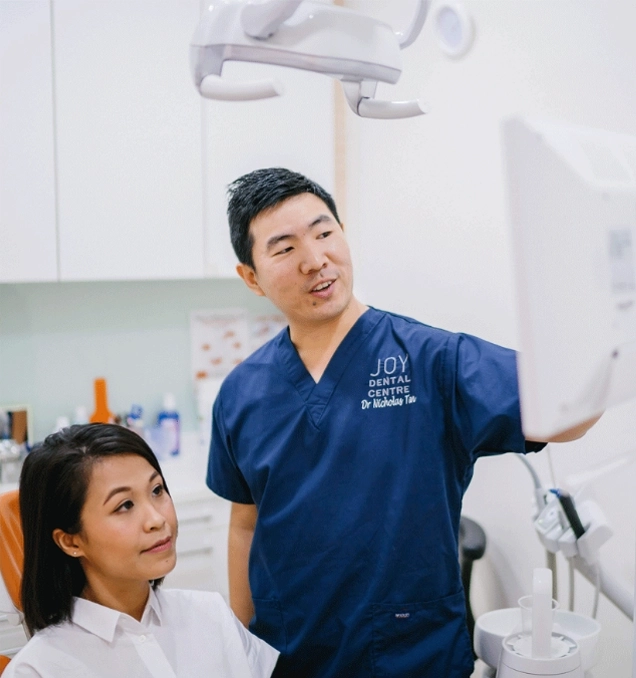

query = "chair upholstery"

[
  {"left": 0, "top": 491, "right": 22, "bottom": 612},
  {"left": 0, "top": 490, "right": 26, "bottom": 672},
  {"left": 0, "top": 654, "right": 11, "bottom": 674}
]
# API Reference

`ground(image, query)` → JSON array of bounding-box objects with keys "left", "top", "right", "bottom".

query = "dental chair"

[
  {"left": 459, "top": 515, "right": 487, "bottom": 653},
  {"left": 0, "top": 490, "right": 26, "bottom": 674}
]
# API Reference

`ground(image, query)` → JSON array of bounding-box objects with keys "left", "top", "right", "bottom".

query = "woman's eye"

[
  {"left": 115, "top": 500, "right": 134, "bottom": 513},
  {"left": 152, "top": 483, "right": 165, "bottom": 497}
]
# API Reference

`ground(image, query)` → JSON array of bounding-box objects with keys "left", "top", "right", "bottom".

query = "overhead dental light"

[{"left": 190, "top": 0, "right": 429, "bottom": 119}]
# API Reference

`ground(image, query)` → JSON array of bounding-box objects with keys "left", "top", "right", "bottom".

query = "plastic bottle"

[
  {"left": 73, "top": 405, "right": 89, "bottom": 425},
  {"left": 90, "top": 378, "right": 114, "bottom": 424},
  {"left": 157, "top": 393, "right": 180, "bottom": 456},
  {"left": 53, "top": 416, "right": 70, "bottom": 433},
  {"left": 126, "top": 404, "right": 146, "bottom": 440}
]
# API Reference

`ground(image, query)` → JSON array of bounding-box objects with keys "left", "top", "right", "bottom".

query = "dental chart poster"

[
  {"left": 190, "top": 309, "right": 287, "bottom": 380},
  {"left": 190, "top": 309, "right": 251, "bottom": 380}
]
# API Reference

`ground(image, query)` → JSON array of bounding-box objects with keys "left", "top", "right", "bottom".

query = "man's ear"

[
  {"left": 236, "top": 263, "right": 265, "bottom": 297},
  {"left": 52, "top": 528, "right": 84, "bottom": 558}
]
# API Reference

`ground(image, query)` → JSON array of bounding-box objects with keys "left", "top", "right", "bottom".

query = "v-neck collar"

[{"left": 277, "top": 307, "right": 383, "bottom": 427}]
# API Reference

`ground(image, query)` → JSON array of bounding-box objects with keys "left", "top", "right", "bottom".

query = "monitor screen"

[{"left": 502, "top": 116, "right": 636, "bottom": 439}]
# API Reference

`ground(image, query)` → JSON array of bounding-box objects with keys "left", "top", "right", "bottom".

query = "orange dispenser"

[{"left": 89, "top": 378, "right": 114, "bottom": 424}]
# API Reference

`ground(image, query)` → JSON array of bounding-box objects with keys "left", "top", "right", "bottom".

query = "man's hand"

[{"left": 532, "top": 413, "right": 603, "bottom": 444}]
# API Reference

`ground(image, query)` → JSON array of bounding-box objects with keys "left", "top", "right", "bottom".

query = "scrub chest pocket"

[{"left": 371, "top": 591, "right": 474, "bottom": 677}]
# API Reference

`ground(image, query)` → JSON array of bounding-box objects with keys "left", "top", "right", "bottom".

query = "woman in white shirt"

[{"left": 4, "top": 423, "right": 279, "bottom": 678}]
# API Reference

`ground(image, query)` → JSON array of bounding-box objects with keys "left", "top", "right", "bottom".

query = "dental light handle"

[
  {"left": 199, "top": 74, "right": 283, "bottom": 101},
  {"left": 357, "top": 97, "right": 428, "bottom": 120},
  {"left": 342, "top": 81, "right": 427, "bottom": 119},
  {"left": 241, "top": 0, "right": 304, "bottom": 39}
]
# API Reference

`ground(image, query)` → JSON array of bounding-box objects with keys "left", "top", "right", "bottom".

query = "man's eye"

[
  {"left": 318, "top": 231, "right": 332, "bottom": 239},
  {"left": 275, "top": 247, "right": 293, "bottom": 255}
]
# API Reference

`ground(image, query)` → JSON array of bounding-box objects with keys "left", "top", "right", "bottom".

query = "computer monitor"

[{"left": 502, "top": 116, "right": 636, "bottom": 440}]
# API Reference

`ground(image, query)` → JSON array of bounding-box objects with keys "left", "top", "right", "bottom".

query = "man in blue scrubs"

[{"left": 207, "top": 168, "right": 598, "bottom": 677}]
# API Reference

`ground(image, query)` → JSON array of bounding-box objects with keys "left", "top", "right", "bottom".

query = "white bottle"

[
  {"left": 73, "top": 406, "right": 89, "bottom": 425},
  {"left": 157, "top": 393, "right": 180, "bottom": 456},
  {"left": 53, "top": 416, "right": 71, "bottom": 433}
]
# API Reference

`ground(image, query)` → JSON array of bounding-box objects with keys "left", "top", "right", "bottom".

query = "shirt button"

[{"left": 139, "top": 635, "right": 146, "bottom": 643}]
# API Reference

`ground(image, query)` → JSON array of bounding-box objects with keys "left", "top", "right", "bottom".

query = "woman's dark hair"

[
  {"left": 227, "top": 167, "right": 341, "bottom": 269},
  {"left": 19, "top": 423, "right": 169, "bottom": 635}
]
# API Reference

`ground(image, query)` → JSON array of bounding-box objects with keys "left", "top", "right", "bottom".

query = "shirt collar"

[
  {"left": 142, "top": 586, "right": 164, "bottom": 626},
  {"left": 71, "top": 586, "right": 164, "bottom": 642}
]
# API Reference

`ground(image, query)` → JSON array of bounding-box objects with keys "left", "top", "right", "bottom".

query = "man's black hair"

[{"left": 227, "top": 167, "right": 340, "bottom": 269}]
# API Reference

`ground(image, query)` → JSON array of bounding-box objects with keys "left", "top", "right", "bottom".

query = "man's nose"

[{"left": 299, "top": 245, "right": 328, "bottom": 275}]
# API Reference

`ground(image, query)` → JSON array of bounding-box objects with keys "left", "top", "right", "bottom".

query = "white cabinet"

[
  {"left": 164, "top": 489, "right": 231, "bottom": 599},
  {"left": 202, "top": 63, "right": 336, "bottom": 276},
  {"left": 1, "top": 3, "right": 337, "bottom": 283},
  {"left": 0, "top": 0, "right": 57, "bottom": 283},
  {"left": 53, "top": 0, "right": 205, "bottom": 281}
]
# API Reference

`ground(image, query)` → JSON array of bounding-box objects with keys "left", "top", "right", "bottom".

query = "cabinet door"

[
  {"left": 202, "top": 63, "right": 336, "bottom": 276},
  {"left": 164, "top": 492, "right": 230, "bottom": 596},
  {"left": 0, "top": 0, "right": 57, "bottom": 282},
  {"left": 53, "top": 0, "right": 205, "bottom": 280}
]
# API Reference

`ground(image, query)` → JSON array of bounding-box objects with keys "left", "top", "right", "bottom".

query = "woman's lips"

[{"left": 143, "top": 537, "right": 172, "bottom": 554}]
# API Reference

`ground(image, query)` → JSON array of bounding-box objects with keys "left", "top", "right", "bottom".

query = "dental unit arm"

[
  {"left": 517, "top": 453, "right": 634, "bottom": 622},
  {"left": 190, "top": 0, "right": 429, "bottom": 119}
]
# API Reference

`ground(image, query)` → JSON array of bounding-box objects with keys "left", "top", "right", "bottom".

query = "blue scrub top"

[{"left": 207, "top": 308, "right": 540, "bottom": 677}]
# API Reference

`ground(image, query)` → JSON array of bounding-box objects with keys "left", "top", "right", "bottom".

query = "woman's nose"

[{"left": 145, "top": 504, "right": 167, "bottom": 531}]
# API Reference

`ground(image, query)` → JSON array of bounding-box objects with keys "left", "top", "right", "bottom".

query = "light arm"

[
  {"left": 395, "top": 0, "right": 430, "bottom": 49},
  {"left": 241, "top": 0, "right": 304, "bottom": 39}
]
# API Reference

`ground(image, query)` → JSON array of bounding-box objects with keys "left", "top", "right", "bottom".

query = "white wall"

[{"left": 344, "top": 1, "right": 636, "bottom": 675}]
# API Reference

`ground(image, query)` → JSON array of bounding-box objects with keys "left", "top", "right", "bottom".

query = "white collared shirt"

[{"left": 3, "top": 588, "right": 279, "bottom": 678}]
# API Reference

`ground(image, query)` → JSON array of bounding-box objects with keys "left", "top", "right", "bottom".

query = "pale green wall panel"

[{"left": 0, "top": 280, "right": 276, "bottom": 443}]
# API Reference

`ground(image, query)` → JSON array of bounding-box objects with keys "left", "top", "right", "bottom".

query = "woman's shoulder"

[
  {"left": 155, "top": 589, "right": 249, "bottom": 647},
  {"left": 157, "top": 588, "right": 229, "bottom": 616},
  {"left": 2, "top": 624, "right": 74, "bottom": 677}
]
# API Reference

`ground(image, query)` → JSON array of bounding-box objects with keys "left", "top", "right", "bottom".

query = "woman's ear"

[{"left": 52, "top": 528, "right": 84, "bottom": 558}]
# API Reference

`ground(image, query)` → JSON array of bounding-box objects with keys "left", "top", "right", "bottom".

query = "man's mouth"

[{"left": 311, "top": 280, "right": 334, "bottom": 293}]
